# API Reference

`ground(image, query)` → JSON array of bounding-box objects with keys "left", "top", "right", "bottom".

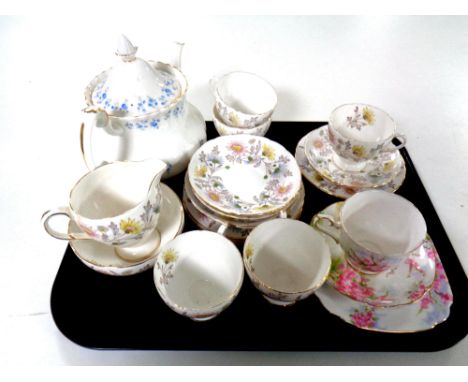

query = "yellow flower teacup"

[
  {"left": 41, "top": 159, "right": 167, "bottom": 262},
  {"left": 327, "top": 103, "right": 407, "bottom": 171}
]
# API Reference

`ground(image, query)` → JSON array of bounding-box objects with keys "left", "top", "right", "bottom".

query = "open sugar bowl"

[
  {"left": 243, "top": 219, "right": 331, "bottom": 306},
  {"left": 153, "top": 231, "right": 244, "bottom": 321}
]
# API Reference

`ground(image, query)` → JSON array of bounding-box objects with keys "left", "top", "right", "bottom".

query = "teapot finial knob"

[{"left": 116, "top": 34, "right": 138, "bottom": 62}]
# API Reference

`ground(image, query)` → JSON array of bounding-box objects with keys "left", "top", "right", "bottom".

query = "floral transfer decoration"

[
  {"left": 77, "top": 199, "right": 160, "bottom": 246},
  {"left": 156, "top": 248, "right": 177, "bottom": 285},
  {"left": 317, "top": 201, "right": 435, "bottom": 307},
  {"left": 91, "top": 75, "right": 180, "bottom": 117},
  {"left": 346, "top": 106, "right": 376, "bottom": 130},
  {"left": 306, "top": 127, "right": 403, "bottom": 189},
  {"left": 314, "top": 202, "right": 452, "bottom": 333},
  {"left": 191, "top": 137, "right": 299, "bottom": 214},
  {"left": 244, "top": 243, "right": 255, "bottom": 271}
]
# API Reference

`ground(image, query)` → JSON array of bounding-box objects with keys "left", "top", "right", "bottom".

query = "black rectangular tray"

[{"left": 50, "top": 122, "right": 468, "bottom": 351}]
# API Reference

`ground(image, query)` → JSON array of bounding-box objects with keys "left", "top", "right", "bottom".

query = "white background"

[{"left": 0, "top": 15, "right": 467, "bottom": 365}]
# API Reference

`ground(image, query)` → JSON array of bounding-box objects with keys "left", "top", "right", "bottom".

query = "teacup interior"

[
  {"left": 70, "top": 162, "right": 153, "bottom": 219},
  {"left": 217, "top": 72, "right": 277, "bottom": 115},
  {"left": 163, "top": 231, "right": 243, "bottom": 309},
  {"left": 246, "top": 219, "right": 330, "bottom": 293},
  {"left": 330, "top": 104, "right": 395, "bottom": 142},
  {"left": 342, "top": 190, "right": 427, "bottom": 256}
]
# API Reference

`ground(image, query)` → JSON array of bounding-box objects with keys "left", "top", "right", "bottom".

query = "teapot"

[
  {"left": 81, "top": 35, "right": 207, "bottom": 179},
  {"left": 42, "top": 158, "right": 168, "bottom": 262}
]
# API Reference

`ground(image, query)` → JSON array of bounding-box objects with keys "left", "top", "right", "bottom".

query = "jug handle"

[
  {"left": 311, "top": 213, "right": 341, "bottom": 244},
  {"left": 41, "top": 207, "right": 90, "bottom": 240}
]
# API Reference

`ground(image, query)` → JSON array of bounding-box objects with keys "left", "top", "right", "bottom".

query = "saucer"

[
  {"left": 315, "top": 237, "right": 452, "bottom": 333},
  {"left": 188, "top": 135, "right": 302, "bottom": 217},
  {"left": 313, "top": 202, "right": 436, "bottom": 307},
  {"left": 69, "top": 183, "right": 184, "bottom": 276},
  {"left": 304, "top": 126, "right": 404, "bottom": 189},
  {"left": 295, "top": 133, "right": 405, "bottom": 199},
  {"left": 183, "top": 178, "right": 305, "bottom": 241}
]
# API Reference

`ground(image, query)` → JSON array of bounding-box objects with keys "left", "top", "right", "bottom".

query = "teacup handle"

[
  {"left": 41, "top": 207, "right": 90, "bottom": 241},
  {"left": 382, "top": 132, "right": 407, "bottom": 153},
  {"left": 311, "top": 213, "right": 341, "bottom": 243}
]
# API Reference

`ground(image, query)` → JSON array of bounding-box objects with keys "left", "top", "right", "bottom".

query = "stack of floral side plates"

[
  {"left": 185, "top": 135, "right": 304, "bottom": 241},
  {"left": 312, "top": 202, "right": 453, "bottom": 333},
  {"left": 295, "top": 125, "right": 406, "bottom": 199}
]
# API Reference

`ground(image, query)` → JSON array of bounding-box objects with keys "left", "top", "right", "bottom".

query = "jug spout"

[{"left": 141, "top": 158, "right": 167, "bottom": 190}]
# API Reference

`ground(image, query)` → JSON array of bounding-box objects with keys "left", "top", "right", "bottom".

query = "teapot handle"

[{"left": 171, "top": 41, "right": 185, "bottom": 69}]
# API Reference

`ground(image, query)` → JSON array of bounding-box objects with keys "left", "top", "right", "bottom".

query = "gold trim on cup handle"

[
  {"left": 41, "top": 207, "right": 90, "bottom": 241},
  {"left": 311, "top": 213, "right": 341, "bottom": 244}
]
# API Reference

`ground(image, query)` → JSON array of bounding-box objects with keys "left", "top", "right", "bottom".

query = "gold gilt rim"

[
  {"left": 304, "top": 127, "right": 405, "bottom": 189},
  {"left": 185, "top": 172, "right": 304, "bottom": 221},
  {"left": 316, "top": 284, "right": 452, "bottom": 334},
  {"left": 242, "top": 223, "right": 332, "bottom": 296}
]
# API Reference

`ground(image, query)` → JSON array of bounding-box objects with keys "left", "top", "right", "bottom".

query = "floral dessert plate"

[
  {"left": 315, "top": 240, "right": 452, "bottom": 333},
  {"left": 304, "top": 126, "right": 404, "bottom": 189},
  {"left": 295, "top": 133, "right": 405, "bottom": 199},
  {"left": 312, "top": 203, "right": 436, "bottom": 307},
  {"left": 188, "top": 135, "right": 302, "bottom": 217},
  {"left": 183, "top": 177, "right": 305, "bottom": 241},
  {"left": 68, "top": 184, "right": 184, "bottom": 276}
]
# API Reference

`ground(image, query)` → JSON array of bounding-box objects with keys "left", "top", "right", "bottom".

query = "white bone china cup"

[
  {"left": 211, "top": 71, "right": 277, "bottom": 128},
  {"left": 327, "top": 103, "right": 406, "bottom": 171},
  {"left": 312, "top": 190, "right": 427, "bottom": 274}
]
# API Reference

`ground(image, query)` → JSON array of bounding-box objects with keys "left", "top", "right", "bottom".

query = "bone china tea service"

[{"left": 42, "top": 34, "right": 454, "bottom": 333}]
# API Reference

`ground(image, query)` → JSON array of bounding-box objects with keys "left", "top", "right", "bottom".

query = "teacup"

[
  {"left": 243, "top": 219, "right": 331, "bottom": 306},
  {"left": 211, "top": 71, "right": 277, "bottom": 128},
  {"left": 41, "top": 159, "right": 167, "bottom": 262},
  {"left": 213, "top": 106, "right": 271, "bottom": 137},
  {"left": 312, "top": 190, "right": 427, "bottom": 274},
  {"left": 153, "top": 231, "right": 244, "bottom": 321},
  {"left": 327, "top": 103, "right": 406, "bottom": 171}
]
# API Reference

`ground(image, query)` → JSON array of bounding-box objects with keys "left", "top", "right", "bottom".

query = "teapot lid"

[{"left": 88, "top": 35, "right": 184, "bottom": 117}]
